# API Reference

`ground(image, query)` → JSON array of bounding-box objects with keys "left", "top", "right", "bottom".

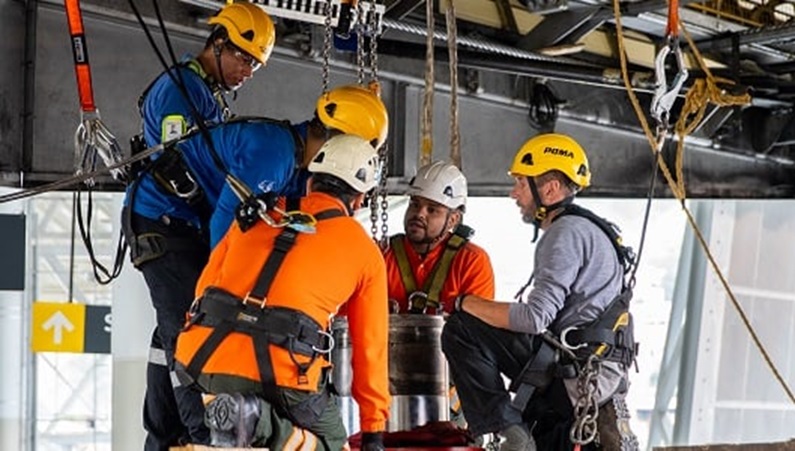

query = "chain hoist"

[{"left": 570, "top": 355, "right": 601, "bottom": 449}]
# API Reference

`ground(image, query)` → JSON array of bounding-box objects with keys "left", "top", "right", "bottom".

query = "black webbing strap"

[
  {"left": 253, "top": 332, "right": 280, "bottom": 401},
  {"left": 510, "top": 338, "right": 559, "bottom": 412},
  {"left": 184, "top": 287, "right": 330, "bottom": 393},
  {"left": 249, "top": 208, "right": 344, "bottom": 301},
  {"left": 186, "top": 320, "right": 235, "bottom": 379},
  {"left": 553, "top": 203, "right": 634, "bottom": 276}
]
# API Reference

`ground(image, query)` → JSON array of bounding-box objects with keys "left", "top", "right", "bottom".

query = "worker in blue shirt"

[
  {"left": 123, "top": 81, "right": 389, "bottom": 451},
  {"left": 123, "top": 3, "right": 276, "bottom": 450}
]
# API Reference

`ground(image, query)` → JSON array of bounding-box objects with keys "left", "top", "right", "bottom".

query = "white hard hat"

[
  {"left": 407, "top": 160, "right": 467, "bottom": 210},
  {"left": 308, "top": 134, "right": 380, "bottom": 193}
]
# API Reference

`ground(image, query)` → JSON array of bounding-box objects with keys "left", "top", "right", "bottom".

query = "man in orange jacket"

[
  {"left": 383, "top": 161, "right": 495, "bottom": 425},
  {"left": 174, "top": 134, "right": 390, "bottom": 450},
  {"left": 384, "top": 160, "right": 495, "bottom": 315}
]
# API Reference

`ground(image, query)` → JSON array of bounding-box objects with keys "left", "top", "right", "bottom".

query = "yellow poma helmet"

[
  {"left": 509, "top": 133, "right": 591, "bottom": 189},
  {"left": 208, "top": 2, "right": 276, "bottom": 65},
  {"left": 316, "top": 84, "right": 389, "bottom": 149}
]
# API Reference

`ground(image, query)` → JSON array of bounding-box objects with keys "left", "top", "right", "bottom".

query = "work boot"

[
  {"left": 204, "top": 392, "right": 262, "bottom": 447},
  {"left": 596, "top": 395, "right": 639, "bottom": 451},
  {"left": 499, "top": 423, "right": 537, "bottom": 451}
]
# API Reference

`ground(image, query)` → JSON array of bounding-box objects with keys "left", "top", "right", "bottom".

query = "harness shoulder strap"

[
  {"left": 423, "top": 224, "right": 474, "bottom": 307},
  {"left": 553, "top": 204, "right": 634, "bottom": 276},
  {"left": 249, "top": 207, "right": 345, "bottom": 300},
  {"left": 390, "top": 234, "right": 418, "bottom": 296},
  {"left": 552, "top": 205, "right": 638, "bottom": 366}
]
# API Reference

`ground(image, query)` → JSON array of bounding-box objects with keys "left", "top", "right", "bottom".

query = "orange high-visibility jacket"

[
  {"left": 384, "top": 234, "right": 495, "bottom": 314},
  {"left": 175, "top": 192, "right": 391, "bottom": 432}
]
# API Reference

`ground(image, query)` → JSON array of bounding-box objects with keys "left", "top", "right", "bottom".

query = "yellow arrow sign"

[{"left": 32, "top": 302, "right": 85, "bottom": 352}]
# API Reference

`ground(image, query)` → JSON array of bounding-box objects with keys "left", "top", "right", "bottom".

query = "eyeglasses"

[{"left": 226, "top": 44, "right": 262, "bottom": 71}]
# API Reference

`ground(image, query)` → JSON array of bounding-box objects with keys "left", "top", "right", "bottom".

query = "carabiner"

[
  {"left": 650, "top": 38, "right": 688, "bottom": 128},
  {"left": 226, "top": 175, "right": 286, "bottom": 228}
]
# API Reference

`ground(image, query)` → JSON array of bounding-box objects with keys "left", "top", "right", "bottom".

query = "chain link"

[
  {"left": 356, "top": 0, "right": 366, "bottom": 85},
  {"left": 321, "top": 0, "right": 334, "bottom": 94},
  {"left": 570, "top": 354, "right": 601, "bottom": 446},
  {"left": 369, "top": 184, "right": 379, "bottom": 243},
  {"left": 368, "top": 0, "right": 379, "bottom": 83},
  {"left": 378, "top": 141, "right": 390, "bottom": 248}
]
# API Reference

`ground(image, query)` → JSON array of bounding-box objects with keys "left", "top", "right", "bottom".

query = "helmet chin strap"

[
  {"left": 527, "top": 176, "right": 573, "bottom": 242},
  {"left": 213, "top": 43, "right": 234, "bottom": 92}
]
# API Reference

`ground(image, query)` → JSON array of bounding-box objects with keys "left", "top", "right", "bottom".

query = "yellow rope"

[
  {"left": 420, "top": 0, "right": 435, "bottom": 168},
  {"left": 611, "top": 0, "right": 795, "bottom": 405},
  {"left": 446, "top": 0, "right": 461, "bottom": 169}
]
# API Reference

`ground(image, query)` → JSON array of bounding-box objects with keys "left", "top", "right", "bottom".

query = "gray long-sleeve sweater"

[
  {"left": 508, "top": 212, "right": 628, "bottom": 404},
  {"left": 509, "top": 214, "right": 623, "bottom": 335}
]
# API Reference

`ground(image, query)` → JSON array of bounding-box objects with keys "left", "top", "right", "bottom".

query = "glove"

[{"left": 361, "top": 432, "right": 385, "bottom": 451}]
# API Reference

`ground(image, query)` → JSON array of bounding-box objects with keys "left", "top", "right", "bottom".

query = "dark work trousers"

[
  {"left": 442, "top": 312, "right": 596, "bottom": 450},
  {"left": 441, "top": 311, "right": 538, "bottom": 436},
  {"left": 126, "top": 211, "right": 211, "bottom": 451}
]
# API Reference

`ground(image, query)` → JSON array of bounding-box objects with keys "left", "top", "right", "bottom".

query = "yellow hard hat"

[
  {"left": 509, "top": 133, "right": 591, "bottom": 188},
  {"left": 316, "top": 84, "right": 389, "bottom": 148},
  {"left": 208, "top": 2, "right": 275, "bottom": 65}
]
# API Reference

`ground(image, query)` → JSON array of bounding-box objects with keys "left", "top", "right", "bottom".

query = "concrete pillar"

[{"left": 111, "top": 195, "right": 154, "bottom": 451}]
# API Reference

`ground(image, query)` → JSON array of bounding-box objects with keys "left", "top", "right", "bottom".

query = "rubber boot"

[{"left": 204, "top": 393, "right": 262, "bottom": 447}]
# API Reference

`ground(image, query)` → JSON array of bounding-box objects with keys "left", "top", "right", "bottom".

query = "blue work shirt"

[
  {"left": 125, "top": 58, "right": 227, "bottom": 226},
  {"left": 207, "top": 120, "right": 308, "bottom": 247},
  {"left": 126, "top": 58, "right": 309, "bottom": 248}
]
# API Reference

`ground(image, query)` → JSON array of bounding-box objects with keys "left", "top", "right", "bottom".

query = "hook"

[{"left": 650, "top": 37, "right": 688, "bottom": 128}]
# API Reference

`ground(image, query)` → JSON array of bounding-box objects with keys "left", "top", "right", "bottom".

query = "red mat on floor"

[{"left": 348, "top": 421, "right": 482, "bottom": 450}]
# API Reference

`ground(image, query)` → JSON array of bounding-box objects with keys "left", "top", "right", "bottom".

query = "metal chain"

[
  {"left": 570, "top": 355, "right": 601, "bottom": 446},
  {"left": 368, "top": 0, "right": 379, "bottom": 83},
  {"left": 365, "top": 0, "right": 388, "bottom": 246},
  {"left": 378, "top": 141, "right": 390, "bottom": 248},
  {"left": 369, "top": 192, "right": 379, "bottom": 243},
  {"left": 356, "top": 0, "right": 366, "bottom": 85},
  {"left": 321, "top": 0, "right": 334, "bottom": 94}
]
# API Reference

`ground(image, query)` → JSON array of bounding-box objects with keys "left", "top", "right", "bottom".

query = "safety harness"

[
  {"left": 510, "top": 204, "right": 638, "bottom": 413},
  {"left": 176, "top": 207, "right": 344, "bottom": 428},
  {"left": 124, "top": 112, "right": 303, "bottom": 268},
  {"left": 391, "top": 224, "right": 474, "bottom": 313}
]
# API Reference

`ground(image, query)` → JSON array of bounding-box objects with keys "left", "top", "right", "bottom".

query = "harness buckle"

[
  {"left": 312, "top": 329, "right": 335, "bottom": 354},
  {"left": 408, "top": 291, "right": 429, "bottom": 313},
  {"left": 243, "top": 293, "right": 266, "bottom": 309},
  {"left": 560, "top": 326, "right": 588, "bottom": 351},
  {"left": 169, "top": 170, "right": 200, "bottom": 199}
]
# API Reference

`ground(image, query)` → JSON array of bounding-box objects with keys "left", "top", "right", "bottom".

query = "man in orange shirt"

[
  {"left": 383, "top": 161, "right": 495, "bottom": 424},
  {"left": 174, "top": 134, "right": 390, "bottom": 450},
  {"left": 385, "top": 160, "right": 495, "bottom": 315}
]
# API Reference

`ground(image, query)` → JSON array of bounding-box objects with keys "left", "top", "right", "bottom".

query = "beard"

[{"left": 405, "top": 217, "right": 444, "bottom": 245}]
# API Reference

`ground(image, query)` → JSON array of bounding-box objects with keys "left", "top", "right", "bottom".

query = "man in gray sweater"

[{"left": 442, "top": 133, "right": 639, "bottom": 451}]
